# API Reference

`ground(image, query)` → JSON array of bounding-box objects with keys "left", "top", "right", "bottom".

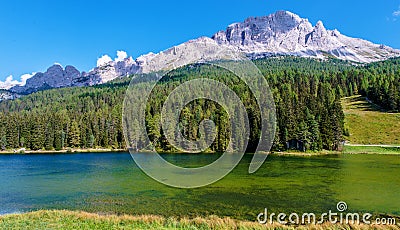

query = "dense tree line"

[
  {"left": 0, "top": 84, "right": 126, "bottom": 150},
  {"left": 0, "top": 57, "right": 399, "bottom": 152},
  {"left": 360, "top": 58, "right": 400, "bottom": 111}
]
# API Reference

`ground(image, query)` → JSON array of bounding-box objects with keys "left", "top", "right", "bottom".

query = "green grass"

[
  {"left": 0, "top": 210, "right": 266, "bottom": 230},
  {"left": 343, "top": 145, "right": 400, "bottom": 154},
  {"left": 1, "top": 210, "right": 397, "bottom": 230},
  {"left": 342, "top": 95, "right": 400, "bottom": 145}
]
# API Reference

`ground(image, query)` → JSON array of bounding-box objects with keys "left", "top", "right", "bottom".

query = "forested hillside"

[{"left": 0, "top": 57, "right": 399, "bottom": 152}]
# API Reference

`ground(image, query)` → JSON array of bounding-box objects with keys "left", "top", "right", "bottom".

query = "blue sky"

[{"left": 0, "top": 0, "right": 400, "bottom": 83}]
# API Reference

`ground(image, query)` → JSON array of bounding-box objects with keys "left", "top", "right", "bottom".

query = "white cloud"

[
  {"left": 0, "top": 75, "right": 19, "bottom": 89},
  {"left": 0, "top": 72, "right": 36, "bottom": 90},
  {"left": 393, "top": 6, "right": 400, "bottom": 17},
  {"left": 96, "top": 51, "right": 130, "bottom": 67},
  {"left": 115, "top": 50, "right": 128, "bottom": 62},
  {"left": 20, "top": 73, "right": 36, "bottom": 86},
  {"left": 97, "top": 55, "right": 113, "bottom": 67}
]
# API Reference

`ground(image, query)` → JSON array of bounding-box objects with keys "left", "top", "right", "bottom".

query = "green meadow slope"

[{"left": 342, "top": 95, "right": 400, "bottom": 145}]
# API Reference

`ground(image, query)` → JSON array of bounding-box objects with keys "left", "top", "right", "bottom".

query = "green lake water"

[{"left": 0, "top": 153, "right": 398, "bottom": 220}]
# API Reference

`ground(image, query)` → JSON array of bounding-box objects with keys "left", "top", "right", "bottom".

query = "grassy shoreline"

[
  {"left": 343, "top": 145, "right": 400, "bottom": 155},
  {"left": 1, "top": 148, "right": 399, "bottom": 156},
  {"left": 0, "top": 148, "right": 127, "bottom": 155},
  {"left": 270, "top": 150, "right": 342, "bottom": 156},
  {"left": 1, "top": 210, "right": 398, "bottom": 230}
]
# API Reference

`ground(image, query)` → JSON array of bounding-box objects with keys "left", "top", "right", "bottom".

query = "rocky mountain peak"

[
  {"left": 312, "top": 20, "right": 328, "bottom": 38},
  {"left": 3, "top": 10, "right": 400, "bottom": 96},
  {"left": 213, "top": 11, "right": 312, "bottom": 46},
  {"left": 211, "top": 11, "right": 400, "bottom": 62},
  {"left": 315, "top": 20, "right": 325, "bottom": 29},
  {"left": 314, "top": 20, "right": 327, "bottom": 33},
  {"left": 269, "top": 10, "right": 305, "bottom": 31},
  {"left": 9, "top": 64, "right": 86, "bottom": 95},
  {"left": 47, "top": 64, "right": 63, "bottom": 72}
]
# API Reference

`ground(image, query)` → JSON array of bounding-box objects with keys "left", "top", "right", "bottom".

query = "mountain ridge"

[
  {"left": 3, "top": 10, "right": 400, "bottom": 96},
  {"left": 211, "top": 11, "right": 399, "bottom": 62}
]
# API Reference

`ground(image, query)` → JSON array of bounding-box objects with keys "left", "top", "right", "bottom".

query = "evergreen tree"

[
  {"left": 68, "top": 121, "right": 81, "bottom": 148},
  {"left": 1, "top": 135, "right": 7, "bottom": 150}
]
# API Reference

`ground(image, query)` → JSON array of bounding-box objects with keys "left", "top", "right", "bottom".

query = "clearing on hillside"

[{"left": 342, "top": 95, "right": 400, "bottom": 145}]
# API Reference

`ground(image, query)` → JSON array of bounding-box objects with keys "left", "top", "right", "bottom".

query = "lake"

[{"left": 0, "top": 153, "right": 399, "bottom": 220}]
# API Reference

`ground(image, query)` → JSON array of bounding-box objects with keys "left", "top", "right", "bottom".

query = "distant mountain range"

[{"left": 2, "top": 10, "right": 400, "bottom": 97}]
